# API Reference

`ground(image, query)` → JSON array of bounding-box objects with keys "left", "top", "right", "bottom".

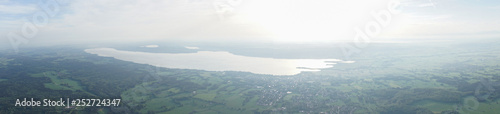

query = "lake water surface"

[{"left": 85, "top": 48, "right": 352, "bottom": 75}]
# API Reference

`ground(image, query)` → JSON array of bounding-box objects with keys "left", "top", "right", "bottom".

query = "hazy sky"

[{"left": 1, "top": 0, "right": 499, "bottom": 47}]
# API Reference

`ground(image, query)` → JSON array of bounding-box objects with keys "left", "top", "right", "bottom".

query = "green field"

[{"left": 31, "top": 71, "right": 84, "bottom": 91}]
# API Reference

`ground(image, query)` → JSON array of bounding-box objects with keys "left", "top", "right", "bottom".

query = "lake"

[{"left": 85, "top": 48, "right": 353, "bottom": 75}]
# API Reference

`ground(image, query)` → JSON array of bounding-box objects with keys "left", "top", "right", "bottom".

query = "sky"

[{"left": 1, "top": 0, "right": 500, "bottom": 48}]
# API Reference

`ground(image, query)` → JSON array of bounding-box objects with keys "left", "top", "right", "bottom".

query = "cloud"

[
  {"left": 185, "top": 46, "right": 199, "bottom": 50},
  {"left": 140, "top": 45, "right": 159, "bottom": 48},
  {"left": 417, "top": 3, "right": 435, "bottom": 7},
  {"left": 38, "top": 0, "right": 272, "bottom": 43},
  {"left": 407, "top": 14, "right": 453, "bottom": 21},
  {"left": 2, "top": 0, "right": 500, "bottom": 47},
  {"left": 488, "top": 5, "right": 500, "bottom": 9},
  {"left": 0, "top": 4, "right": 36, "bottom": 14}
]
